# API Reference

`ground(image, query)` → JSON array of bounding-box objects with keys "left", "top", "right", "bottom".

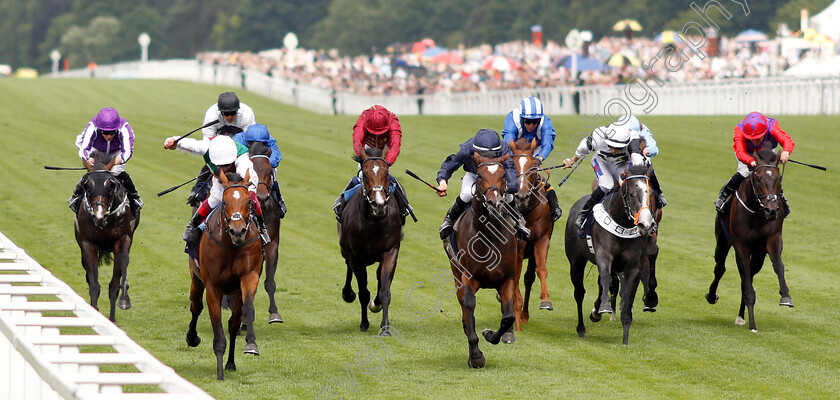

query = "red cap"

[
  {"left": 364, "top": 106, "right": 392, "bottom": 135},
  {"left": 742, "top": 112, "right": 768, "bottom": 140}
]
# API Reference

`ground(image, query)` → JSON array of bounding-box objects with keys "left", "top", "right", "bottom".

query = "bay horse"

[
  {"left": 510, "top": 139, "right": 554, "bottom": 331},
  {"left": 74, "top": 153, "right": 139, "bottom": 322},
  {"left": 566, "top": 164, "right": 657, "bottom": 345},
  {"left": 443, "top": 152, "right": 521, "bottom": 368},
  {"left": 338, "top": 146, "right": 402, "bottom": 335},
  {"left": 249, "top": 142, "right": 283, "bottom": 324},
  {"left": 706, "top": 148, "right": 791, "bottom": 332},
  {"left": 185, "top": 171, "right": 263, "bottom": 380}
]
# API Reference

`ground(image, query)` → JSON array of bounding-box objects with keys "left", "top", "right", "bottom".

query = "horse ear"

[
  {"left": 104, "top": 159, "right": 115, "bottom": 171},
  {"left": 359, "top": 144, "right": 366, "bottom": 161},
  {"left": 775, "top": 150, "right": 782, "bottom": 165},
  {"left": 219, "top": 170, "right": 229, "bottom": 185},
  {"left": 499, "top": 154, "right": 510, "bottom": 163},
  {"left": 382, "top": 145, "right": 389, "bottom": 163},
  {"left": 473, "top": 152, "right": 482, "bottom": 164},
  {"left": 508, "top": 139, "right": 516, "bottom": 150},
  {"left": 530, "top": 138, "right": 537, "bottom": 152},
  {"left": 244, "top": 170, "right": 250, "bottom": 184}
]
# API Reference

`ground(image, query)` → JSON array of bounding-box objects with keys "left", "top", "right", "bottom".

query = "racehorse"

[
  {"left": 443, "top": 152, "right": 522, "bottom": 368},
  {"left": 566, "top": 164, "right": 657, "bottom": 345},
  {"left": 74, "top": 153, "right": 140, "bottom": 322},
  {"left": 249, "top": 142, "right": 283, "bottom": 324},
  {"left": 510, "top": 139, "right": 554, "bottom": 331},
  {"left": 706, "top": 148, "right": 791, "bottom": 332},
  {"left": 185, "top": 171, "right": 263, "bottom": 380},
  {"left": 338, "top": 146, "right": 402, "bottom": 335}
]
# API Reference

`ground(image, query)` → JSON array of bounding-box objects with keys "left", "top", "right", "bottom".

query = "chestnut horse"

[
  {"left": 706, "top": 148, "right": 792, "bottom": 332},
  {"left": 185, "top": 171, "right": 263, "bottom": 380},
  {"left": 73, "top": 153, "right": 140, "bottom": 322},
  {"left": 566, "top": 164, "right": 657, "bottom": 344},
  {"left": 338, "top": 147, "right": 402, "bottom": 335},
  {"left": 510, "top": 139, "right": 554, "bottom": 331},
  {"left": 249, "top": 142, "right": 283, "bottom": 323},
  {"left": 444, "top": 152, "right": 521, "bottom": 368}
]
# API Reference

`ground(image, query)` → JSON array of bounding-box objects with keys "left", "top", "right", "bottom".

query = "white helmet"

[
  {"left": 209, "top": 135, "right": 238, "bottom": 165},
  {"left": 603, "top": 124, "right": 632, "bottom": 148}
]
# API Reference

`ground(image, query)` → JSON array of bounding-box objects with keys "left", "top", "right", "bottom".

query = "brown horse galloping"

[
  {"left": 73, "top": 154, "right": 140, "bottom": 322},
  {"left": 510, "top": 138, "right": 554, "bottom": 331},
  {"left": 444, "top": 152, "right": 522, "bottom": 368},
  {"left": 706, "top": 148, "right": 792, "bottom": 332},
  {"left": 249, "top": 142, "right": 283, "bottom": 323},
  {"left": 185, "top": 171, "right": 263, "bottom": 380}
]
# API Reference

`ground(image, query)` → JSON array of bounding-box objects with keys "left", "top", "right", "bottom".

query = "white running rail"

[{"left": 0, "top": 230, "right": 214, "bottom": 400}]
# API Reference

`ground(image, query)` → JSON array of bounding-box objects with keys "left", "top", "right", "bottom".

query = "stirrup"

[
  {"left": 260, "top": 230, "right": 270, "bottom": 246},
  {"left": 551, "top": 207, "right": 563, "bottom": 222},
  {"left": 714, "top": 197, "right": 727, "bottom": 213},
  {"left": 439, "top": 218, "right": 453, "bottom": 240},
  {"left": 515, "top": 223, "right": 530, "bottom": 241}
]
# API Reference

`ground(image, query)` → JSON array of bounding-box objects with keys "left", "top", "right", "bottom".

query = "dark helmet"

[
  {"left": 218, "top": 92, "right": 240, "bottom": 113},
  {"left": 472, "top": 129, "right": 502, "bottom": 158}
]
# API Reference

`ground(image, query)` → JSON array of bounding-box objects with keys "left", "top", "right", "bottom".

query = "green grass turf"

[{"left": 1, "top": 78, "right": 839, "bottom": 399}]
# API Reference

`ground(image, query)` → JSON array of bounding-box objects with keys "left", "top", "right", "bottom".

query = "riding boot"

[
  {"left": 544, "top": 184, "right": 563, "bottom": 221},
  {"left": 187, "top": 166, "right": 213, "bottom": 207},
  {"left": 439, "top": 197, "right": 467, "bottom": 240},
  {"left": 650, "top": 169, "right": 667, "bottom": 208},
  {"left": 391, "top": 178, "right": 414, "bottom": 224},
  {"left": 256, "top": 213, "right": 270, "bottom": 246},
  {"left": 333, "top": 195, "right": 346, "bottom": 223},
  {"left": 576, "top": 187, "right": 606, "bottom": 230},
  {"left": 780, "top": 190, "right": 791, "bottom": 217},
  {"left": 68, "top": 177, "right": 85, "bottom": 213},
  {"left": 271, "top": 180, "right": 287, "bottom": 219},
  {"left": 184, "top": 209, "right": 206, "bottom": 247},
  {"left": 714, "top": 173, "right": 746, "bottom": 213},
  {"left": 506, "top": 199, "right": 531, "bottom": 241},
  {"left": 116, "top": 172, "right": 143, "bottom": 218}
]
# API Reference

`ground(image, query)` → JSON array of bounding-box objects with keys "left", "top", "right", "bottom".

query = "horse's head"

[
  {"left": 473, "top": 152, "right": 510, "bottom": 213},
  {"left": 82, "top": 154, "right": 120, "bottom": 229},
  {"left": 356, "top": 145, "right": 392, "bottom": 217},
  {"left": 510, "top": 138, "right": 541, "bottom": 211},
  {"left": 219, "top": 171, "right": 253, "bottom": 245},
  {"left": 248, "top": 142, "right": 274, "bottom": 206},
  {"left": 620, "top": 164, "right": 657, "bottom": 237},
  {"left": 748, "top": 148, "right": 783, "bottom": 220}
]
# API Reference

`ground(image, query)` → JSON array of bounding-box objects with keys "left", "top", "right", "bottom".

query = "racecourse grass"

[{"left": 1, "top": 79, "right": 839, "bottom": 400}]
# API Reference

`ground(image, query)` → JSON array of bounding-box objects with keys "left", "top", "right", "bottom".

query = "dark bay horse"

[
  {"left": 249, "top": 142, "right": 283, "bottom": 323},
  {"left": 706, "top": 148, "right": 791, "bottom": 332},
  {"left": 566, "top": 164, "right": 657, "bottom": 345},
  {"left": 338, "top": 147, "right": 402, "bottom": 335},
  {"left": 185, "top": 171, "right": 263, "bottom": 380},
  {"left": 510, "top": 139, "right": 554, "bottom": 331},
  {"left": 444, "top": 152, "right": 521, "bottom": 368},
  {"left": 74, "top": 154, "right": 140, "bottom": 322}
]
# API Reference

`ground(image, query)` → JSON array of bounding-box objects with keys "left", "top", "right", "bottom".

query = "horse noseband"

[
  {"left": 751, "top": 164, "right": 781, "bottom": 211},
  {"left": 361, "top": 156, "right": 391, "bottom": 205},
  {"left": 620, "top": 174, "right": 651, "bottom": 226}
]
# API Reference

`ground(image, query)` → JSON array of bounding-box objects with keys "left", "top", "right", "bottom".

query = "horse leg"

[
  {"left": 707, "top": 214, "right": 731, "bottom": 304},
  {"left": 511, "top": 249, "right": 524, "bottom": 333},
  {"left": 484, "top": 278, "right": 516, "bottom": 345},
  {"left": 534, "top": 237, "right": 553, "bottom": 311},
  {"left": 733, "top": 243, "right": 758, "bottom": 332},
  {"left": 570, "top": 256, "right": 587, "bottom": 337},
  {"left": 621, "top": 263, "right": 644, "bottom": 345},
  {"left": 643, "top": 239, "right": 659, "bottom": 311},
  {"left": 263, "top": 239, "right": 283, "bottom": 323},
  {"left": 204, "top": 284, "right": 227, "bottom": 380},
  {"left": 80, "top": 243, "right": 101, "bottom": 311},
  {"left": 610, "top": 272, "right": 622, "bottom": 322},
  {"left": 341, "top": 260, "right": 356, "bottom": 303},
  {"left": 186, "top": 267, "right": 204, "bottom": 348},
  {"left": 590, "top": 275, "right": 605, "bottom": 323},
  {"left": 115, "top": 236, "right": 132, "bottom": 311},
  {"left": 594, "top": 254, "right": 615, "bottom": 315},
  {"left": 374, "top": 247, "right": 399, "bottom": 336},
  {"left": 456, "top": 282, "right": 484, "bottom": 368},
  {"left": 521, "top": 257, "right": 536, "bottom": 326},
  {"left": 107, "top": 257, "right": 121, "bottom": 322},
  {"left": 241, "top": 266, "right": 262, "bottom": 355},
  {"left": 352, "top": 262, "right": 370, "bottom": 332},
  {"left": 226, "top": 290, "right": 243, "bottom": 372},
  {"left": 768, "top": 236, "right": 793, "bottom": 307}
]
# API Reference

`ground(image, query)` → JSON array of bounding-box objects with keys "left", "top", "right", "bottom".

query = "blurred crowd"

[{"left": 197, "top": 35, "right": 794, "bottom": 97}]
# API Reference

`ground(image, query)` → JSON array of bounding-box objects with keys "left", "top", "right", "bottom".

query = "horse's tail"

[{"left": 97, "top": 249, "right": 114, "bottom": 266}]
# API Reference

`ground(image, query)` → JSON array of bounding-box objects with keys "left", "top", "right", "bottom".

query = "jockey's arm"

[
  {"left": 536, "top": 118, "right": 557, "bottom": 160},
  {"left": 165, "top": 137, "right": 209, "bottom": 156}
]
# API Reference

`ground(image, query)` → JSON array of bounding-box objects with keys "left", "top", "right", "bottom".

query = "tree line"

[{"left": 0, "top": 0, "right": 831, "bottom": 72}]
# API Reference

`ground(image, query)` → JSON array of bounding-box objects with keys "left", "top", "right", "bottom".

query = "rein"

[
  {"left": 83, "top": 171, "right": 128, "bottom": 217},
  {"left": 745, "top": 163, "right": 781, "bottom": 213},
  {"left": 512, "top": 153, "right": 549, "bottom": 212},
  {"left": 361, "top": 156, "right": 391, "bottom": 206},
  {"left": 619, "top": 174, "right": 651, "bottom": 226},
  {"left": 205, "top": 183, "right": 259, "bottom": 249},
  {"left": 250, "top": 154, "right": 275, "bottom": 193}
]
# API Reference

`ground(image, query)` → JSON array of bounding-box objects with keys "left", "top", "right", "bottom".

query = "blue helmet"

[
  {"left": 519, "top": 97, "right": 544, "bottom": 120},
  {"left": 472, "top": 129, "right": 502, "bottom": 158}
]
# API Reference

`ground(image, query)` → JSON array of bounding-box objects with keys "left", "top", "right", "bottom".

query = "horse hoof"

[
  {"left": 501, "top": 331, "right": 516, "bottom": 344},
  {"left": 244, "top": 343, "right": 260, "bottom": 355},
  {"left": 117, "top": 299, "right": 131, "bottom": 310},
  {"left": 589, "top": 309, "right": 602, "bottom": 323},
  {"left": 268, "top": 313, "right": 284, "bottom": 323},
  {"left": 539, "top": 301, "right": 554, "bottom": 310},
  {"left": 598, "top": 306, "right": 614, "bottom": 315},
  {"left": 468, "top": 354, "right": 486, "bottom": 369},
  {"left": 342, "top": 289, "right": 356, "bottom": 303},
  {"left": 705, "top": 292, "right": 719, "bottom": 304},
  {"left": 225, "top": 362, "right": 236, "bottom": 371},
  {"left": 643, "top": 293, "right": 658, "bottom": 309},
  {"left": 186, "top": 334, "right": 201, "bottom": 347},
  {"left": 378, "top": 327, "right": 391, "bottom": 337},
  {"left": 360, "top": 322, "right": 369, "bottom": 332},
  {"left": 643, "top": 306, "right": 657, "bottom": 312},
  {"left": 368, "top": 300, "right": 382, "bottom": 313},
  {"left": 779, "top": 297, "right": 794, "bottom": 307},
  {"left": 750, "top": 328, "right": 757, "bottom": 333},
  {"left": 609, "top": 313, "right": 616, "bottom": 322},
  {"left": 735, "top": 316, "right": 746, "bottom": 326},
  {"left": 496, "top": 293, "right": 501, "bottom": 303},
  {"left": 481, "top": 328, "right": 495, "bottom": 342}
]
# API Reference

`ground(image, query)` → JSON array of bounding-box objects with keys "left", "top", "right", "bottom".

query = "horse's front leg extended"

[
  {"left": 204, "top": 284, "right": 227, "bottom": 380},
  {"left": 733, "top": 243, "right": 758, "bottom": 332},
  {"left": 263, "top": 235, "right": 282, "bottom": 323},
  {"left": 707, "top": 214, "right": 731, "bottom": 304},
  {"left": 767, "top": 235, "right": 793, "bottom": 307},
  {"left": 186, "top": 265, "right": 204, "bottom": 348},
  {"left": 241, "top": 271, "right": 261, "bottom": 355},
  {"left": 374, "top": 247, "right": 399, "bottom": 335},
  {"left": 114, "top": 237, "right": 132, "bottom": 312},
  {"left": 352, "top": 261, "right": 370, "bottom": 332}
]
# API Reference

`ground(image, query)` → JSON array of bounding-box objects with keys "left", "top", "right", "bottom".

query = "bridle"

[
  {"left": 83, "top": 170, "right": 126, "bottom": 216},
  {"left": 739, "top": 163, "right": 781, "bottom": 214},
  {"left": 361, "top": 156, "right": 391, "bottom": 206},
  {"left": 249, "top": 154, "right": 275, "bottom": 195},
  {"left": 210, "top": 183, "right": 259, "bottom": 249},
  {"left": 619, "top": 174, "right": 652, "bottom": 226},
  {"left": 474, "top": 162, "right": 506, "bottom": 206},
  {"left": 512, "top": 153, "right": 548, "bottom": 208}
]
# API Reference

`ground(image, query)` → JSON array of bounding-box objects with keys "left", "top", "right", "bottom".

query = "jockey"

[
  {"left": 333, "top": 105, "right": 413, "bottom": 223},
  {"left": 69, "top": 107, "right": 143, "bottom": 218},
  {"left": 163, "top": 135, "right": 269, "bottom": 247},
  {"left": 562, "top": 123, "right": 644, "bottom": 230},
  {"left": 436, "top": 128, "right": 530, "bottom": 241},
  {"left": 626, "top": 115, "right": 667, "bottom": 208},
  {"left": 501, "top": 97, "right": 563, "bottom": 221},
  {"left": 187, "top": 92, "right": 257, "bottom": 207},
  {"left": 232, "top": 124, "right": 287, "bottom": 218},
  {"left": 714, "top": 111, "right": 794, "bottom": 214}
]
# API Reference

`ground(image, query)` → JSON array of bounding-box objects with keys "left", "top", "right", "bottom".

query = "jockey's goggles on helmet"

[
  {"left": 97, "top": 129, "right": 118, "bottom": 136},
  {"left": 522, "top": 118, "right": 540, "bottom": 125},
  {"left": 221, "top": 111, "right": 237, "bottom": 117}
]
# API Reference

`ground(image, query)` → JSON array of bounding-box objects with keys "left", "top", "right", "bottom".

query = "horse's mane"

[
  {"left": 513, "top": 138, "right": 530, "bottom": 151},
  {"left": 627, "top": 164, "right": 648, "bottom": 176},
  {"left": 91, "top": 152, "right": 112, "bottom": 171},
  {"left": 218, "top": 125, "right": 243, "bottom": 137},
  {"left": 248, "top": 141, "right": 271, "bottom": 157},
  {"left": 754, "top": 148, "right": 777, "bottom": 164},
  {"left": 352, "top": 147, "right": 384, "bottom": 163},
  {"left": 224, "top": 172, "right": 244, "bottom": 183}
]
